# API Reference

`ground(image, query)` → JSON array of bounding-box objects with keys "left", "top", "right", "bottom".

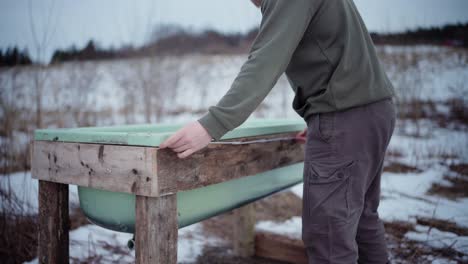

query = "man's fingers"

[
  {"left": 177, "top": 148, "right": 195, "bottom": 159},
  {"left": 173, "top": 144, "right": 190, "bottom": 153},
  {"left": 295, "top": 129, "right": 307, "bottom": 143},
  {"left": 296, "top": 136, "right": 307, "bottom": 143},
  {"left": 170, "top": 137, "right": 190, "bottom": 149},
  {"left": 160, "top": 132, "right": 183, "bottom": 148}
]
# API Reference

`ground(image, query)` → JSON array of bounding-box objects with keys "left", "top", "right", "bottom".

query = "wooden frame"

[{"left": 31, "top": 132, "right": 304, "bottom": 263}]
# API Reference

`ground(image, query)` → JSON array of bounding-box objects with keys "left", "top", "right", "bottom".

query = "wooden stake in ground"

[
  {"left": 38, "top": 181, "right": 69, "bottom": 264},
  {"left": 233, "top": 203, "right": 256, "bottom": 257}
]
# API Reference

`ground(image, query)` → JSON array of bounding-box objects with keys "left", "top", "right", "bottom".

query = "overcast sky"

[{"left": 1, "top": 0, "right": 468, "bottom": 62}]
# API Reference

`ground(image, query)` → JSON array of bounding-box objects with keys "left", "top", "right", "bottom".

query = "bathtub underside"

[{"left": 78, "top": 163, "right": 304, "bottom": 234}]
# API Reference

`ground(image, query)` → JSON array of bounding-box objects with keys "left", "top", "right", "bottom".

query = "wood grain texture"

[
  {"left": 232, "top": 203, "right": 256, "bottom": 257},
  {"left": 255, "top": 232, "right": 308, "bottom": 264},
  {"left": 32, "top": 132, "right": 304, "bottom": 196},
  {"left": 31, "top": 141, "right": 158, "bottom": 196},
  {"left": 135, "top": 194, "right": 177, "bottom": 264},
  {"left": 157, "top": 132, "right": 304, "bottom": 194},
  {"left": 38, "top": 181, "right": 69, "bottom": 264}
]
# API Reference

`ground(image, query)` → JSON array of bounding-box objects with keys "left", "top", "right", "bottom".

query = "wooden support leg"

[
  {"left": 232, "top": 203, "right": 256, "bottom": 257},
  {"left": 135, "top": 194, "right": 177, "bottom": 264},
  {"left": 38, "top": 180, "right": 69, "bottom": 264}
]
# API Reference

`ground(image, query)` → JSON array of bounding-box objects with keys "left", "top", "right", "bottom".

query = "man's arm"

[
  {"left": 198, "top": 0, "right": 315, "bottom": 140},
  {"left": 160, "top": 0, "right": 314, "bottom": 158}
]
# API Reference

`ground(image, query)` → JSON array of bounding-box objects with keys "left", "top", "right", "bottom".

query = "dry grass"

[
  {"left": 0, "top": 214, "right": 37, "bottom": 264},
  {"left": 254, "top": 192, "right": 302, "bottom": 222},
  {"left": 427, "top": 175, "right": 468, "bottom": 200},
  {"left": 384, "top": 221, "right": 416, "bottom": 239},
  {"left": 193, "top": 246, "right": 287, "bottom": 264},
  {"left": 384, "top": 162, "right": 422, "bottom": 174},
  {"left": 0, "top": 201, "right": 88, "bottom": 264},
  {"left": 416, "top": 217, "right": 468, "bottom": 237},
  {"left": 202, "top": 191, "right": 302, "bottom": 247},
  {"left": 384, "top": 220, "right": 468, "bottom": 263},
  {"left": 198, "top": 191, "right": 301, "bottom": 264},
  {"left": 450, "top": 163, "right": 468, "bottom": 176},
  {"left": 427, "top": 163, "right": 468, "bottom": 200}
]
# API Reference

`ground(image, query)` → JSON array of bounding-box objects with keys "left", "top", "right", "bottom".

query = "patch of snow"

[
  {"left": 406, "top": 225, "right": 468, "bottom": 254},
  {"left": 24, "top": 223, "right": 225, "bottom": 264},
  {"left": 0, "top": 171, "right": 79, "bottom": 215},
  {"left": 289, "top": 183, "right": 303, "bottom": 199},
  {"left": 178, "top": 223, "right": 225, "bottom": 263},
  {"left": 255, "top": 216, "right": 302, "bottom": 240}
]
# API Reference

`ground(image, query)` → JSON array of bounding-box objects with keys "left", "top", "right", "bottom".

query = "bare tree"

[
  {"left": 152, "top": 56, "right": 182, "bottom": 122},
  {"left": 27, "top": 0, "right": 59, "bottom": 128},
  {"left": 125, "top": 55, "right": 183, "bottom": 123},
  {"left": 66, "top": 62, "right": 100, "bottom": 127},
  {"left": 112, "top": 61, "right": 138, "bottom": 124}
]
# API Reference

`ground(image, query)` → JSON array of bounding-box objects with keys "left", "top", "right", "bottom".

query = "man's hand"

[
  {"left": 159, "top": 121, "right": 212, "bottom": 159},
  {"left": 295, "top": 128, "right": 307, "bottom": 143}
]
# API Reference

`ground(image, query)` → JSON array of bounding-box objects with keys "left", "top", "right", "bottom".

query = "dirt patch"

[
  {"left": 384, "top": 221, "right": 415, "bottom": 239},
  {"left": 202, "top": 211, "right": 236, "bottom": 245},
  {"left": 386, "top": 149, "right": 404, "bottom": 158},
  {"left": 383, "top": 162, "right": 422, "bottom": 174},
  {"left": 416, "top": 217, "right": 468, "bottom": 236},
  {"left": 201, "top": 191, "right": 302, "bottom": 249},
  {"left": 0, "top": 206, "right": 89, "bottom": 264},
  {"left": 449, "top": 163, "right": 468, "bottom": 176},
  {"left": 427, "top": 175, "right": 468, "bottom": 200},
  {"left": 254, "top": 191, "right": 302, "bottom": 222},
  {"left": 70, "top": 206, "right": 90, "bottom": 230},
  {"left": 0, "top": 214, "right": 37, "bottom": 264},
  {"left": 446, "top": 98, "right": 468, "bottom": 127},
  {"left": 384, "top": 220, "right": 467, "bottom": 263},
  {"left": 396, "top": 100, "right": 439, "bottom": 121},
  {"left": 394, "top": 99, "right": 468, "bottom": 130},
  {"left": 193, "top": 246, "right": 288, "bottom": 264},
  {"left": 388, "top": 236, "right": 468, "bottom": 264}
]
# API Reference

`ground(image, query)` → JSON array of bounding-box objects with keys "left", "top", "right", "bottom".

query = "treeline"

[
  {"left": 371, "top": 23, "right": 468, "bottom": 47},
  {"left": 2, "top": 22, "right": 467, "bottom": 67},
  {"left": 47, "top": 22, "right": 468, "bottom": 64},
  {"left": 50, "top": 26, "right": 259, "bottom": 64},
  {"left": 0, "top": 47, "right": 32, "bottom": 67},
  {"left": 50, "top": 41, "right": 118, "bottom": 63}
]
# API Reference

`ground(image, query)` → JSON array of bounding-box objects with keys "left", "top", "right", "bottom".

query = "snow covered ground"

[{"left": 0, "top": 45, "right": 467, "bottom": 263}]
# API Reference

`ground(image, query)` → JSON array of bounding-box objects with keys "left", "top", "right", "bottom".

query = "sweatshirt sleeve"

[{"left": 198, "top": 0, "right": 314, "bottom": 140}]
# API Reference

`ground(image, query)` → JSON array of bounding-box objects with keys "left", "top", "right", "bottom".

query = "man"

[{"left": 160, "top": 0, "right": 396, "bottom": 263}]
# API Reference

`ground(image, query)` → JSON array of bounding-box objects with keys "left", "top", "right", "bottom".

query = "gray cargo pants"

[{"left": 302, "top": 98, "right": 396, "bottom": 264}]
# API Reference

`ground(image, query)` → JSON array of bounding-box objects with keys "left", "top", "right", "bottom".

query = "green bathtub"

[
  {"left": 35, "top": 118, "right": 306, "bottom": 234},
  {"left": 78, "top": 163, "right": 303, "bottom": 233}
]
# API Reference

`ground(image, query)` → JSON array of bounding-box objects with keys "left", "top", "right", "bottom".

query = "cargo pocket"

[
  {"left": 307, "top": 159, "right": 354, "bottom": 184},
  {"left": 304, "top": 159, "right": 356, "bottom": 221}
]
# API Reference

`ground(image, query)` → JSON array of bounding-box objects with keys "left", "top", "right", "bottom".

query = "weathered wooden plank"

[
  {"left": 38, "top": 180, "right": 69, "bottom": 264},
  {"left": 232, "top": 203, "right": 256, "bottom": 257},
  {"left": 255, "top": 232, "right": 308, "bottom": 264},
  {"left": 32, "top": 132, "right": 303, "bottom": 196},
  {"left": 135, "top": 194, "right": 178, "bottom": 264},
  {"left": 31, "top": 141, "right": 159, "bottom": 196},
  {"left": 157, "top": 132, "right": 304, "bottom": 194}
]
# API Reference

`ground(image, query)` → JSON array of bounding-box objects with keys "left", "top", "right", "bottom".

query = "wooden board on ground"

[{"left": 255, "top": 232, "right": 308, "bottom": 264}]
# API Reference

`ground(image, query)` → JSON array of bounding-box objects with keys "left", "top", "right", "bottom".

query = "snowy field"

[{"left": 1, "top": 45, "right": 467, "bottom": 263}]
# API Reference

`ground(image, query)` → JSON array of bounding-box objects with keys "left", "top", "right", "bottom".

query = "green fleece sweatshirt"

[{"left": 198, "top": 0, "right": 395, "bottom": 140}]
